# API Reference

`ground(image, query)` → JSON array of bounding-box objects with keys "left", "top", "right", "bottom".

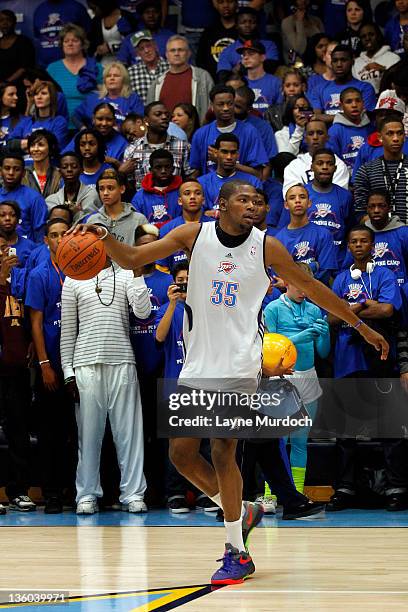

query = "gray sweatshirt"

[
  {"left": 87, "top": 203, "right": 148, "bottom": 245},
  {"left": 366, "top": 215, "right": 405, "bottom": 232},
  {"left": 46, "top": 182, "right": 101, "bottom": 223}
]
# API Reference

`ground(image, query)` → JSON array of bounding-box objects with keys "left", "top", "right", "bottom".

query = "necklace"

[{"left": 94, "top": 263, "right": 116, "bottom": 306}]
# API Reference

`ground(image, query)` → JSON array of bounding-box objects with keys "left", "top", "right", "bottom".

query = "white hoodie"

[
  {"left": 353, "top": 45, "right": 400, "bottom": 93},
  {"left": 283, "top": 152, "right": 349, "bottom": 196}
]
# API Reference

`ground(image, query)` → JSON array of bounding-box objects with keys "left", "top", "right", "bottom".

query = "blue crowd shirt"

[
  {"left": 131, "top": 188, "right": 182, "bottom": 228},
  {"left": 73, "top": 92, "right": 144, "bottom": 129},
  {"left": 79, "top": 163, "right": 111, "bottom": 189},
  {"left": 310, "top": 78, "right": 377, "bottom": 114},
  {"left": 351, "top": 138, "right": 408, "bottom": 182},
  {"left": 328, "top": 122, "right": 372, "bottom": 170},
  {"left": 384, "top": 15, "right": 406, "bottom": 55},
  {"left": 25, "top": 256, "right": 65, "bottom": 371},
  {"left": 130, "top": 269, "right": 172, "bottom": 375},
  {"left": 332, "top": 266, "right": 401, "bottom": 377},
  {"left": 156, "top": 215, "right": 214, "bottom": 271},
  {"left": 154, "top": 300, "right": 185, "bottom": 386},
  {"left": 263, "top": 178, "right": 284, "bottom": 228},
  {"left": 190, "top": 119, "right": 269, "bottom": 175},
  {"left": 198, "top": 171, "right": 262, "bottom": 210},
  {"left": 0, "top": 185, "right": 48, "bottom": 243},
  {"left": 9, "top": 115, "right": 69, "bottom": 149},
  {"left": 247, "top": 74, "right": 282, "bottom": 115},
  {"left": 245, "top": 113, "right": 278, "bottom": 159}
]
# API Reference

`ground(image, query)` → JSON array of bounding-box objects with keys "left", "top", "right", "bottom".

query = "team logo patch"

[
  {"left": 351, "top": 135, "right": 365, "bottom": 150},
  {"left": 315, "top": 203, "right": 332, "bottom": 218},
  {"left": 328, "top": 93, "right": 340, "bottom": 108},
  {"left": 373, "top": 242, "right": 390, "bottom": 258},
  {"left": 218, "top": 261, "right": 237, "bottom": 274},
  {"left": 294, "top": 241, "right": 310, "bottom": 258},
  {"left": 347, "top": 283, "right": 363, "bottom": 300},
  {"left": 152, "top": 204, "right": 168, "bottom": 220}
]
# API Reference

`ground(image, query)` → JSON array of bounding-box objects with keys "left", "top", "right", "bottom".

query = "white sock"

[
  {"left": 224, "top": 517, "right": 245, "bottom": 552},
  {"left": 209, "top": 492, "right": 223, "bottom": 509}
]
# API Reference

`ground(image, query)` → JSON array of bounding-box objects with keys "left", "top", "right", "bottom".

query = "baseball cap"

[
  {"left": 374, "top": 90, "right": 406, "bottom": 114},
  {"left": 236, "top": 40, "right": 266, "bottom": 55},
  {"left": 131, "top": 30, "right": 154, "bottom": 48}
]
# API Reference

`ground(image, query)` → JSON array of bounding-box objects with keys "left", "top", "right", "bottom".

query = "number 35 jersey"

[{"left": 179, "top": 222, "right": 270, "bottom": 392}]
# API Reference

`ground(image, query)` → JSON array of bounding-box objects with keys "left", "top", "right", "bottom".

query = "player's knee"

[
  {"left": 211, "top": 439, "right": 236, "bottom": 469},
  {"left": 169, "top": 441, "right": 197, "bottom": 471}
]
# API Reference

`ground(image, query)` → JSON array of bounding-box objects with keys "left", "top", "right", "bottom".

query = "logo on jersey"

[
  {"left": 314, "top": 203, "right": 332, "bottom": 218},
  {"left": 152, "top": 204, "right": 169, "bottom": 220},
  {"left": 373, "top": 242, "right": 391, "bottom": 259},
  {"left": 294, "top": 241, "right": 310, "bottom": 258},
  {"left": 327, "top": 94, "right": 340, "bottom": 109},
  {"left": 350, "top": 135, "right": 365, "bottom": 150},
  {"left": 218, "top": 261, "right": 237, "bottom": 274},
  {"left": 250, "top": 245, "right": 256, "bottom": 257},
  {"left": 225, "top": 252, "right": 233, "bottom": 258},
  {"left": 347, "top": 283, "right": 363, "bottom": 300}
]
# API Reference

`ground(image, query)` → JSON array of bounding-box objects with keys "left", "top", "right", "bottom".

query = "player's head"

[
  {"left": 378, "top": 115, "right": 405, "bottom": 154},
  {"left": 214, "top": 133, "right": 239, "bottom": 173},
  {"left": 284, "top": 184, "right": 311, "bottom": 218},
  {"left": 49, "top": 204, "right": 74, "bottom": 226},
  {"left": 347, "top": 225, "right": 375, "bottom": 262},
  {"left": 340, "top": 87, "right": 363, "bottom": 121},
  {"left": 178, "top": 180, "right": 204, "bottom": 214},
  {"left": 252, "top": 188, "right": 270, "bottom": 229},
  {"left": 149, "top": 149, "right": 174, "bottom": 186},
  {"left": 0, "top": 200, "right": 20, "bottom": 237},
  {"left": 96, "top": 168, "right": 125, "bottom": 209},
  {"left": 172, "top": 261, "right": 189, "bottom": 300},
  {"left": 0, "top": 153, "right": 24, "bottom": 189},
  {"left": 218, "top": 179, "right": 258, "bottom": 232},
  {"left": 44, "top": 218, "right": 70, "bottom": 256},
  {"left": 366, "top": 190, "right": 391, "bottom": 228},
  {"left": 311, "top": 148, "right": 336, "bottom": 186},
  {"left": 285, "top": 262, "right": 313, "bottom": 302},
  {"left": 305, "top": 120, "right": 328, "bottom": 153},
  {"left": 59, "top": 152, "right": 82, "bottom": 183}
]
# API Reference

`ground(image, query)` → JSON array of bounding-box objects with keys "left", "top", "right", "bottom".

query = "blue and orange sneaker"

[
  {"left": 242, "top": 501, "right": 264, "bottom": 549},
  {"left": 211, "top": 544, "right": 255, "bottom": 585}
]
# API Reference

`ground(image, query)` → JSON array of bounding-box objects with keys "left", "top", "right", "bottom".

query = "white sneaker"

[
  {"left": 122, "top": 500, "right": 147, "bottom": 513},
  {"left": 0, "top": 503, "right": 6, "bottom": 515},
  {"left": 255, "top": 495, "right": 277, "bottom": 515},
  {"left": 76, "top": 499, "right": 98, "bottom": 514}
]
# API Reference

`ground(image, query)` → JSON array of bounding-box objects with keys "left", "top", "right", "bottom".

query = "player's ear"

[
  {"left": 218, "top": 196, "right": 227, "bottom": 211},
  {"left": 266, "top": 204, "right": 270, "bottom": 212},
  {"left": 283, "top": 200, "right": 289, "bottom": 210}
]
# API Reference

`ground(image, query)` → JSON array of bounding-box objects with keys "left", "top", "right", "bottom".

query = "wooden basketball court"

[{"left": 1, "top": 512, "right": 408, "bottom": 611}]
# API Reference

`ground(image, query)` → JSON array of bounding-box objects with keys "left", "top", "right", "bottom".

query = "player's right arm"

[{"left": 71, "top": 223, "right": 200, "bottom": 270}]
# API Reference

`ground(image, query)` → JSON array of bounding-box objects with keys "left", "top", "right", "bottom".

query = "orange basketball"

[
  {"left": 263, "top": 332, "right": 297, "bottom": 371},
  {"left": 56, "top": 232, "right": 107, "bottom": 280}
]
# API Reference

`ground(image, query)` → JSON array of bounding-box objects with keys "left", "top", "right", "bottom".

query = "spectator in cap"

[
  {"left": 146, "top": 36, "right": 214, "bottom": 124},
  {"left": 127, "top": 31, "right": 169, "bottom": 103},
  {"left": 281, "top": 0, "right": 324, "bottom": 64},
  {"left": 237, "top": 40, "right": 282, "bottom": 115}
]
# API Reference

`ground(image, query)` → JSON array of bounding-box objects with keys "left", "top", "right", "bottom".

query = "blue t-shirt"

[
  {"left": 156, "top": 215, "right": 213, "bottom": 271},
  {"left": 328, "top": 122, "right": 372, "bottom": 170},
  {"left": 33, "top": 0, "right": 91, "bottom": 67},
  {"left": 154, "top": 300, "right": 185, "bottom": 383},
  {"left": 9, "top": 115, "right": 69, "bottom": 149},
  {"left": 263, "top": 177, "right": 284, "bottom": 227},
  {"left": 129, "top": 269, "right": 172, "bottom": 375},
  {"left": 25, "top": 243, "right": 50, "bottom": 275},
  {"left": 384, "top": 15, "right": 406, "bottom": 55},
  {"left": 131, "top": 186, "right": 182, "bottom": 228},
  {"left": 117, "top": 29, "right": 175, "bottom": 66},
  {"left": 79, "top": 163, "right": 111, "bottom": 189},
  {"left": 73, "top": 92, "right": 144, "bottom": 129},
  {"left": 25, "top": 256, "right": 65, "bottom": 371},
  {"left": 247, "top": 74, "right": 282, "bottom": 115},
  {"left": 310, "top": 78, "right": 377, "bottom": 114},
  {"left": 275, "top": 222, "right": 338, "bottom": 282},
  {"left": 0, "top": 185, "right": 48, "bottom": 243},
  {"left": 190, "top": 119, "right": 269, "bottom": 175},
  {"left": 341, "top": 226, "right": 408, "bottom": 286},
  {"left": 198, "top": 171, "right": 263, "bottom": 210},
  {"left": 351, "top": 138, "right": 408, "bottom": 182},
  {"left": 217, "top": 39, "right": 279, "bottom": 73},
  {"left": 10, "top": 235, "right": 38, "bottom": 300},
  {"left": 332, "top": 266, "right": 401, "bottom": 377},
  {"left": 245, "top": 114, "right": 278, "bottom": 160}
]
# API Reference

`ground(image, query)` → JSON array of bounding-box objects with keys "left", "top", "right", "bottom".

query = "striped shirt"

[
  {"left": 60, "top": 267, "right": 151, "bottom": 379},
  {"left": 353, "top": 156, "right": 408, "bottom": 222}
]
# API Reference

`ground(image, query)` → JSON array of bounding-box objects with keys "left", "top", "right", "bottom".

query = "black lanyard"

[{"left": 381, "top": 155, "right": 405, "bottom": 211}]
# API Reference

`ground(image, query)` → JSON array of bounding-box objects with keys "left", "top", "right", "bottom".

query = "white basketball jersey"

[{"left": 179, "top": 222, "right": 270, "bottom": 392}]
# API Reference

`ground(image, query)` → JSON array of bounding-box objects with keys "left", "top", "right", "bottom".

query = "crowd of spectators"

[{"left": 1, "top": 0, "right": 408, "bottom": 518}]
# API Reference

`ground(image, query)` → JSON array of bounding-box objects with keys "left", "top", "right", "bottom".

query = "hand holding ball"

[
  {"left": 56, "top": 231, "right": 107, "bottom": 280},
  {"left": 263, "top": 333, "right": 297, "bottom": 371}
]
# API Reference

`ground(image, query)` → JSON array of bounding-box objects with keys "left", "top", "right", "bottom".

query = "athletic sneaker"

[
  {"left": 9, "top": 496, "right": 36, "bottom": 512},
  {"left": 282, "top": 500, "right": 325, "bottom": 520},
  {"left": 122, "top": 500, "right": 148, "bottom": 513},
  {"left": 195, "top": 495, "right": 219, "bottom": 512},
  {"left": 0, "top": 503, "right": 6, "bottom": 515},
  {"left": 76, "top": 499, "right": 98, "bottom": 515},
  {"left": 242, "top": 501, "right": 264, "bottom": 548},
  {"left": 167, "top": 496, "right": 190, "bottom": 514},
  {"left": 255, "top": 495, "right": 276, "bottom": 515},
  {"left": 211, "top": 543, "right": 255, "bottom": 585}
]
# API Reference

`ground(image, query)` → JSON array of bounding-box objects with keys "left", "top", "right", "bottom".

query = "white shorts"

[{"left": 285, "top": 366, "right": 322, "bottom": 405}]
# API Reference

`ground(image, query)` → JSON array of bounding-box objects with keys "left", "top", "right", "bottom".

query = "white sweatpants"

[{"left": 75, "top": 363, "right": 146, "bottom": 504}]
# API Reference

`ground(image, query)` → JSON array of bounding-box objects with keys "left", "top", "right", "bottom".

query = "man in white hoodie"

[
  {"left": 283, "top": 119, "right": 349, "bottom": 196},
  {"left": 353, "top": 23, "right": 400, "bottom": 94}
]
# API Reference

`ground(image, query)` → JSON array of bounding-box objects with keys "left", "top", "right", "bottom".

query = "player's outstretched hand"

[
  {"left": 358, "top": 324, "right": 389, "bottom": 360},
  {"left": 67, "top": 223, "right": 106, "bottom": 238}
]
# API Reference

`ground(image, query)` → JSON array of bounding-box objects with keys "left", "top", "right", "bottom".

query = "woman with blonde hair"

[
  {"left": 9, "top": 81, "right": 69, "bottom": 150},
  {"left": 73, "top": 61, "right": 144, "bottom": 130}
]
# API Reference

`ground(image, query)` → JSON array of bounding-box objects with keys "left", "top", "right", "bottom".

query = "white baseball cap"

[{"left": 374, "top": 90, "right": 406, "bottom": 114}]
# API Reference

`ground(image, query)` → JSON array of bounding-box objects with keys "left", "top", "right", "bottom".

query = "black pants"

[
  {"left": 0, "top": 371, "right": 31, "bottom": 500},
  {"left": 35, "top": 371, "right": 77, "bottom": 501},
  {"left": 239, "top": 439, "right": 306, "bottom": 507}
]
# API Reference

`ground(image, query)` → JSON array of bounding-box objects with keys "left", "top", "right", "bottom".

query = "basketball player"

[{"left": 72, "top": 180, "right": 388, "bottom": 585}]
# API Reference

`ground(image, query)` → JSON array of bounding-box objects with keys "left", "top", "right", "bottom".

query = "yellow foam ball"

[{"left": 263, "top": 332, "right": 297, "bottom": 370}]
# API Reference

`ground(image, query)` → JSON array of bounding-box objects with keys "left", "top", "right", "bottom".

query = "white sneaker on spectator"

[
  {"left": 0, "top": 503, "right": 6, "bottom": 515},
  {"left": 76, "top": 499, "right": 98, "bottom": 514},
  {"left": 9, "top": 495, "right": 36, "bottom": 512},
  {"left": 122, "top": 500, "right": 147, "bottom": 513},
  {"left": 255, "top": 495, "right": 277, "bottom": 514}
]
